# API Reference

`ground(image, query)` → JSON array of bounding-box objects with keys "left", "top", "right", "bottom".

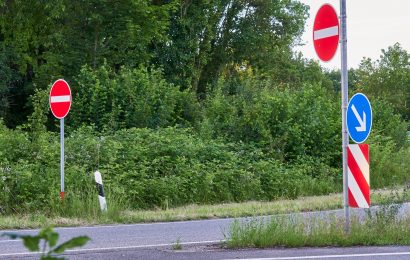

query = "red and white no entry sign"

[
  {"left": 313, "top": 4, "right": 340, "bottom": 62},
  {"left": 49, "top": 79, "right": 72, "bottom": 119}
]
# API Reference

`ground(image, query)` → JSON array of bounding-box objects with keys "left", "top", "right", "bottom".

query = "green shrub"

[
  {"left": 0, "top": 123, "right": 340, "bottom": 213},
  {"left": 203, "top": 79, "right": 341, "bottom": 166},
  {"left": 368, "top": 98, "right": 408, "bottom": 149},
  {"left": 70, "top": 65, "right": 200, "bottom": 131},
  {"left": 371, "top": 141, "right": 410, "bottom": 188}
]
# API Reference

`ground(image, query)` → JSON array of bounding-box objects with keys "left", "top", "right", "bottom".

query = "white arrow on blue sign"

[{"left": 347, "top": 93, "right": 372, "bottom": 143}]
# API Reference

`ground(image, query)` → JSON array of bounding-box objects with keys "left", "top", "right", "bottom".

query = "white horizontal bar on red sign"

[
  {"left": 314, "top": 26, "right": 338, "bottom": 40},
  {"left": 51, "top": 95, "right": 71, "bottom": 103}
]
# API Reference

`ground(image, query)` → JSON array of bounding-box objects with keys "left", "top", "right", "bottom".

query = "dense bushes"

[
  {"left": 0, "top": 119, "right": 407, "bottom": 213},
  {"left": 365, "top": 98, "right": 409, "bottom": 188},
  {"left": 203, "top": 79, "right": 341, "bottom": 165},
  {"left": 0, "top": 124, "right": 341, "bottom": 213},
  {"left": 0, "top": 66, "right": 408, "bottom": 214},
  {"left": 70, "top": 65, "right": 200, "bottom": 131}
]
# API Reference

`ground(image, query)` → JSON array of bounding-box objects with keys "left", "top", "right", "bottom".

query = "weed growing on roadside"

[
  {"left": 226, "top": 202, "right": 410, "bottom": 248},
  {"left": 172, "top": 237, "right": 182, "bottom": 250}
]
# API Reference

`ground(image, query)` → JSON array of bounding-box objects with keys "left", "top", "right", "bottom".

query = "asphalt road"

[
  {"left": 1, "top": 203, "right": 409, "bottom": 259},
  {"left": 0, "top": 218, "right": 230, "bottom": 258}
]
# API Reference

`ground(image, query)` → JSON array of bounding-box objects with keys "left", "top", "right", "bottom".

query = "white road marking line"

[
  {"left": 348, "top": 168, "right": 369, "bottom": 208},
  {"left": 3, "top": 217, "right": 234, "bottom": 233},
  {"left": 0, "top": 239, "right": 20, "bottom": 243},
  {"left": 50, "top": 95, "right": 71, "bottom": 103},
  {"left": 224, "top": 251, "right": 410, "bottom": 260},
  {"left": 0, "top": 240, "right": 223, "bottom": 257},
  {"left": 349, "top": 145, "right": 369, "bottom": 185},
  {"left": 314, "top": 26, "right": 339, "bottom": 40}
]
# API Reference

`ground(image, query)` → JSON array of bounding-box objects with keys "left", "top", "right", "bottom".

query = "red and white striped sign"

[
  {"left": 49, "top": 79, "right": 72, "bottom": 119},
  {"left": 313, "top": 4, "right": 340, "bottom": 62},
  {"left": 348, "top": 144, "right": 370, "bottom": 208}
]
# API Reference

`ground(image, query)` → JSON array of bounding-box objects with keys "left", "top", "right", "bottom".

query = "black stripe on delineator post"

[
  {"left": 96, "top": 183, "right": 105, "bottom": 197},
  {"left": 94, "top": 170, "right": 107, "bottom": 212}
]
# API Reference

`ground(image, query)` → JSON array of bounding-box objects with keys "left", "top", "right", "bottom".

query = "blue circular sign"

[{"left": 347, "top": 93, "right": 372, "bottom": 143}]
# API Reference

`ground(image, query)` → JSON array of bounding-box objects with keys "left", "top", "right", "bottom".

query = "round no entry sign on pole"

[
  {"left": 313, "top": 4, "right": 340, "bottom": 62},
  {"left": 49, "top": 79, "right": 72, "bottom": 201},
  {"left": 49, "top": 79, "right": 72, "bottom": 119}
]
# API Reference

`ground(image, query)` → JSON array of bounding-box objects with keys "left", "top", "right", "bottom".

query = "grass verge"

[
  {"left": 226, "top": 204, "right": 410, "bottom": 247},
  {"left": 0, "top": 187, "right": 408, "bottom": 230}
]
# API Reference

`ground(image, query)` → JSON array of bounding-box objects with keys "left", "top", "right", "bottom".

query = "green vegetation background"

[{"left": 0, "top": 0, "right": 408, "bottom": 215}]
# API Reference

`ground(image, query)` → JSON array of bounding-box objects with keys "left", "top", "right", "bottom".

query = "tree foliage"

[
  {"left": 0, "top": 0, "right": 173, "bottom": 81},
  {"left": 0, "top": 43, "right": 24, "bottom": 125},
  {"left": 153, "top": 0, "right": 308, "bottom": 95},
  {"left": 70, "top": 65, "right": 200, "bottom": 131},
  {"left": 356, "top": 43, "right": 410, "bottom": 120},
  {"left": 0, "top": 0, "right": 174, "bottom": 126}
]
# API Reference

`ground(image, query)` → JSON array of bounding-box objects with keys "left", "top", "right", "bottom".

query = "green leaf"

[
  {"left": 38, "top": 227, "right": 59, "bottom": 248},
  {"left": 38, "top": 227, "right": 53, "bottom": 238},
  {"left": 2, "top": 233, "right": 40, "bottom": 252},
  {"left": 22, "top": 236, "right": 41, "bottom": 252},
  {"left": 47, "top": 232, "right": 59, "bottom": 248},
  {"left": 51, "top": 236, "right": 90, "bottom": 254}
]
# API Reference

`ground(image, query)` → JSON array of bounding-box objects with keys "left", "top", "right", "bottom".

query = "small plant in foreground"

[
  {"left": 172, "top": 237, "right": 182, "bottom": 250},
  {"left": 2, "top": 227, "right": 90, "bottom": 260}
]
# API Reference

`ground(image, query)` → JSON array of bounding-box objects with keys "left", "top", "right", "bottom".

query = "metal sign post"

[
  {"left": 60, "top": 118, "right": 65, "bottom": 200},
  {"left": 49, "top": 79, "right": 71, "bottom": 201},
  {"left": 340, "top": 0, "right": 350, "bottom": 233}
]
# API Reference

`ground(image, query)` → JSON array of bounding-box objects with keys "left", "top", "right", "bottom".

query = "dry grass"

[
  {"left": 119, "top": 188, "right": 403, "bottom": 222},
  {"left": 0, "top": 215, "right": 90, "bottom": 230},
  {"left": 0, "top": 188, "right": 407, "bottom": 230}
]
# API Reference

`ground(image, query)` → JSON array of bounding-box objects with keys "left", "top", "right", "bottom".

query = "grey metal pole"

[
  {"left": 340, "top": 0, "right": 349, "bottom": 233},
  {"left": 61, "top": 118, "right": 65, "bottom": 200}
]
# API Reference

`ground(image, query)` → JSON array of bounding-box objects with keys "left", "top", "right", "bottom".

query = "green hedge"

[
  {"left": 1, "top": 121, "right": 406, "bottom": 214},
  {"left": 0, "top": 125, "right": 341, "bottom": 213}
]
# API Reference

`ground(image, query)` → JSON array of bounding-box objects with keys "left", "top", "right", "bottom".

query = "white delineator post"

[
  {"left": 340, "top": 0, "right": 350, "bottom": 233},
  {"left": 94, "top": 171, "right": 107, "bottom": 212}
]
